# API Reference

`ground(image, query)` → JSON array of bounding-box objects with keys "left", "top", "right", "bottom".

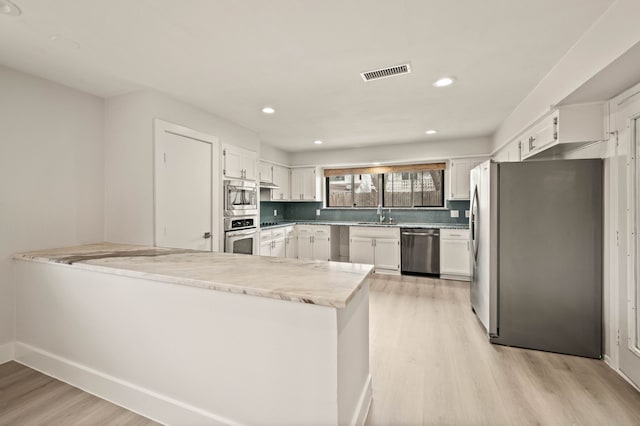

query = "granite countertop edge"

[
  {"left": 260, "top": 221, "right": 469, "bottom": 230},
  {"left": 13, "top": 243, "right": 374, "bottom": 309}
]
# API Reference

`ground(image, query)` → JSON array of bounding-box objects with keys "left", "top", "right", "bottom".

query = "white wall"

[
  {"left": 0, "top": 65, "right": 104, "bottom": 351},
  {"left": 290, "top": 136, "right": 492, "bottom": 167},
  {"left": 492, "top": 0, "right": 640, "bottom": 152},
  {"left": 104, "top": 90, "right": 260, "bottom": 245},
  {"left": 260, "top": 142, "right": 291, "bottom": 165}
]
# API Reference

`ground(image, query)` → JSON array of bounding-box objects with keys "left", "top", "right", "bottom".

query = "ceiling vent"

[{"left": 360, "top": 63, "right": 411, "bottom": 82}]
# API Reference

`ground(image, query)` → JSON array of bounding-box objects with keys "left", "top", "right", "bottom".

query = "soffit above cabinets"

[{"left": 0, "top": 0, "right": 614, "bottom": 152}]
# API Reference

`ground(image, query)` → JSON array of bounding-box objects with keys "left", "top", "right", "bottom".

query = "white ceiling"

[{"left": 0, "top": 0, "right": 614, "bottom": 152}]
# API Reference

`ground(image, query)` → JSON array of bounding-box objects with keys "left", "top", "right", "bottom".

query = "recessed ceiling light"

[
  {"left": 314, "top": 140, "right": 323, "bottom": 145},
  {"left": 0, "top": 0, "right": 21, "bottom": 16},
  {"left": 261, "top": 106, "right": 275, "bottom": 114},
  {"left": 425, "top": 129, "right": 438, "bottom": 135},
  {"left": 433, "top": 77, "right": 455, "bottom": 88},
  {"left": 373, "top": 162, "right": 381, "bottom": 165}
]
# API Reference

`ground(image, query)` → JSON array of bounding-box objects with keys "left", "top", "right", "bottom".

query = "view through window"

[{"left": 326, "top": 164, "right": 444, "bottom": 208}]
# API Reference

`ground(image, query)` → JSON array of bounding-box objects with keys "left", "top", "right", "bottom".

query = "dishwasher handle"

[{"left": 401, "top": 230, "right": 439, "bottom": 237}]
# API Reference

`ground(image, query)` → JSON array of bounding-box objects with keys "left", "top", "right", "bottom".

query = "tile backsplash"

[{"left": 260, "top": 200, "right": 470, "bottom": 224}]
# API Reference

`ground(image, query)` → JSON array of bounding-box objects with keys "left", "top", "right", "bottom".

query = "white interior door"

[
  {"left": 622, "top": 115, "right": 640, "bottom": 386},
  {"left": 155, "top": 130, "right": 213, "bottom": 251}
]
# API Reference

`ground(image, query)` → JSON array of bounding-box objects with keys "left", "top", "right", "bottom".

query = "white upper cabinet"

[
  {"left": 493, "top": 139, "right": 521, "bottom": 163},
  {"left": 223, "top": 144, "right": 257, "bottom": 180},
  {"left": 272, "top": 165, "right": 290, "bottom": 201},
  {"left": 448, "top": 158, "right": 486, "bottom": 200},
  {"left": 258, "top": 161, "right": 273, "bottom": 183},
  {"left": 290, "top": 167, "right": 321, "bottom": 201},
  {"left": 520, "top": 103, "right": 606, "bottom": 160}
]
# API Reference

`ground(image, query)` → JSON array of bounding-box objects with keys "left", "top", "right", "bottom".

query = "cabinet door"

[
  {"left": 272, "top": 237, "right": 285, "bottom": 258},
  {"left": 223, "top": 146, "right": 244, "bottom": 179},
  {"left": 242, "top": 151, "right": 257, "bottom": 181},
  {"left": 450, "top": 159, "right": 472, "bottom": 200},
  {"left": 312, "top": 236, "right": 330, "bottom": 261},
  {"left": 258, "top": 161, "right": 272, "bottom": 183},
  {"left": 297, "top": 236, "right": 313, "bottom": 260},
  {"left": 285, "top": 236, "right": 297, "bottom": 259},
  {"left": 272, "top": 165, "right": 290, "bottom": 200},
  {"left": 291, "top": 168, "right": 318, "bottom": 201},
  {"left": 440, "top": 239, "right": 471, "bottom": 275},
  {"left": 259, "top": 240, "right": 272, "bottom": 257},
  {"left": 350, "top": 237, "right": 374, "bottom": 265},
  {"left": 507, "top": 140, "right": 521, "bottom": 162},
  {"left": 374, "top": 238, "right": 400, "bottom": 271}
]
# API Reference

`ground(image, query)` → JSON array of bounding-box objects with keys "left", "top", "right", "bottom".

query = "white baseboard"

[
  {"left": 440, "top": 273, "right": 471, "bottom": 282},
  {"left": 351, "top": 373, "right": 373, "bottom": 426},
  {"left": 14, "top": 342, "right": 240, "bottom": 426},
  {"left": 0, "top": 341, "right": 14, "bottom": 364}
]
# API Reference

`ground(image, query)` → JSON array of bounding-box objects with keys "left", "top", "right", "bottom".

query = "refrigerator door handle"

[{"left": 470, "top": 185, "right": 479, "bottom": 261}]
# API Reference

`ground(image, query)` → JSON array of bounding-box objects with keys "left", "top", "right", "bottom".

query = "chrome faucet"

[{"left": 377, "top": 204, "right": 385, "bottom": 223}]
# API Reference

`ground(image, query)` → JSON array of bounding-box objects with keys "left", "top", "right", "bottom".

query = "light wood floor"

[
  {"left": 365, "top": 274, "right": 640, "bottom": 426},
  {"left": 0, "top": 361, "right": 158, "bottom": 426},
  {"left": 2, "top": 275, "right": 640, "bottom": 425}
]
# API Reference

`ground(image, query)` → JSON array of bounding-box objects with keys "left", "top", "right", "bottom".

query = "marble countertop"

[
  {"left": 261, "top": 221, "right": 469, "bottom": 230},
  {"left": 14, "top": 243, "right": 373, "bottom": 308}
]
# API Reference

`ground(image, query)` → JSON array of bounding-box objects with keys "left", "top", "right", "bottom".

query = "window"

[{"left": 325, "top": 163, "right": 445, "bottom": 208}]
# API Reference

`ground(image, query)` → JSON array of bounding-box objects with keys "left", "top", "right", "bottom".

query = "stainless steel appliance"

[
  {"left": 470, "top": 159, "right": 602, "bottom": 358},
  {"left": 224, "top": 180, "right": 258, "bottom": 217},
  {"left": 224, "top": 215, "right": 258, "bottom": 255},
  {"left": 401, "top": 228, "right": 440, "bottom": 275}
]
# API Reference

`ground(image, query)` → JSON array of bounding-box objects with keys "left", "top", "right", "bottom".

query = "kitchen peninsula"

[{"left": 13, "top": 243, "right": 373, "bottom": 426}]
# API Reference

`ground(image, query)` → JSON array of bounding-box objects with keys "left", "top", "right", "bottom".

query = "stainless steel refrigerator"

[{"left": 469, "top": 159, "right": 602, "bottom": 359}]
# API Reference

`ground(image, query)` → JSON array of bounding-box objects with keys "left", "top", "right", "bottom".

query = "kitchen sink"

[{"left": 357, "top": 221, "right": 386, "bottom": 225}]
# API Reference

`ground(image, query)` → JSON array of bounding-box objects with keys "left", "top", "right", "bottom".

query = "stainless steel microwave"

[{"left": 224, "top": 180, "right": 258, "bottom": 216}]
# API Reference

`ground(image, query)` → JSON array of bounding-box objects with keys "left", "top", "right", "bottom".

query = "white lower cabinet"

[
  {"left": 284, "top": 226, "right": 296, "bottom": 259},
  {"left": 259, "top": 228, "right": 285, "bottom": 257},
  {"left": 440, "top": 229, "right": 470, "bottom": 280},
  {"left": 296, "top": 225, "right": 333, "bottom": 261},
  {"left": 349, "top": 227, "right": 400, "bottom": 274}
]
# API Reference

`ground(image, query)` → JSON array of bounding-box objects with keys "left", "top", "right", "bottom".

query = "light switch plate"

[
  {"left": 450, "top": 210, "right": 459, "bottom": 218},
  {"left": 465, "top": 210, "right": 470, "bottom": 218},
  {"left": 274, "top": 209, "right": 277, "bottom": 216},
  {"left": 316, "top": 209, "right": 321, "bottom": 216}
]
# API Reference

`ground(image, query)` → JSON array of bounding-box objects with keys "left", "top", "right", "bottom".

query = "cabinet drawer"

[
  {"left": 271, "top": 229, "right": 285, "bottom": 239},
  {"left": 350, "top": 226, "right": 399, "bottom": 239},
  {"left": 440, "top": 229, "right": 469, "bottom": 240},
  {"left": 260, "top": 230, "right": 272, "bottom": 241}
]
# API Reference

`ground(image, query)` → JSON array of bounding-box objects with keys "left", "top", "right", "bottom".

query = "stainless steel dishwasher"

[{"left": 401, "top": 228, "right": 440, "bottom": 275}]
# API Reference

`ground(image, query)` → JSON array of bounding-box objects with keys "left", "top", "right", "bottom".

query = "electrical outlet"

[
  {"left": 274, "top": 209, "right": 277, "bottom": 216},
  {"left": 450, "top": 210, "right": 459, "bottom": 218},
  {"left": 465, "top": 210, "right": 470, "bottom": 218},
  {"left": 316, "top": 209, "right": 321, "bottom": 216}
]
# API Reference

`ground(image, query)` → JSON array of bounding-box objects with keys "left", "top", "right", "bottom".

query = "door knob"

[{"left": 203, "top": 232, "right": 212, "bottom": 239}]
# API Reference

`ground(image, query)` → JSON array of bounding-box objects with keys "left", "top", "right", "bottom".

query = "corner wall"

[{"left": 0, "top": 65, "right": 105, "bottom": 353}]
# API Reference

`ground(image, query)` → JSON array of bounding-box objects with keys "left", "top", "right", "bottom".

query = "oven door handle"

[{"left": 226, "top": 229, "right": 257, "bottom": 237}]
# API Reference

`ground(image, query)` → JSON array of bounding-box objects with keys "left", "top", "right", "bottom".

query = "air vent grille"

[{"left": 360, "top": 63, "right": 411, "bottom": 82}]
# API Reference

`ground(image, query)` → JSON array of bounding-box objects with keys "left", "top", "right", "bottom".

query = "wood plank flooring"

[
  {"left": 365, "top": 274, "right": 640, "bottom": 426},
  {"left": 0, "top": 361, "right": 158, "bottom": 426},
  {"left": 2, "top": 274, "right": 640, "bottom": 425}
]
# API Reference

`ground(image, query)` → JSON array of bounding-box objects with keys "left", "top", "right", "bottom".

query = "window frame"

[{"left": 325, "top": 166, "right": 446, "bottom": 209}]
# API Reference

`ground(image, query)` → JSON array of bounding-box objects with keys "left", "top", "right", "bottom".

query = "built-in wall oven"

[
  {"left": 224, "top": 180, "right": 258, "bottom": 217},
  {"left": 224, "top": 215, "right": 258, "bottom": 255}
]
